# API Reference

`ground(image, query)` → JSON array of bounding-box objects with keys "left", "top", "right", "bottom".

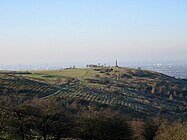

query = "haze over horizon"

[{"left": 0, "top": 0, "right": 187, "bottom": 65}]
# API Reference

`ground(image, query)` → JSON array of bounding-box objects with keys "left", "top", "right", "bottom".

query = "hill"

[{"left": 0, "top": 67, "right": 187, "bottom": 121}]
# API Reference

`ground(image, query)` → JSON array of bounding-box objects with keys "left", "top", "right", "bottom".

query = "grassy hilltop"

[{"left": 0, "top": 67, "right": 187, "bottom": 121}]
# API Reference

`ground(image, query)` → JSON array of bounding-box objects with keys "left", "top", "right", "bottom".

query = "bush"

[
  {"left": 155, "top": 122, "right": 187, "bottom": 140},
  {"left": 130, "top": 120, "right": 144, "bottom": 140},
  {"left": 142, "top": 118, "right": 165, "bottom": 140},
  {"left": 77, "top": 110, "right": 133, "bottom": 140}
]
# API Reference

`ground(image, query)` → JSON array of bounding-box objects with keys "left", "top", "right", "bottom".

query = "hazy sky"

[{"left": 0, "top": 0, "right": 187, "bottom": 65}]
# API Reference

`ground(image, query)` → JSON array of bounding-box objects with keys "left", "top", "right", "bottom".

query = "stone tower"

[{"left": 115, "top": 60, "right": 118, "bottom": 67}]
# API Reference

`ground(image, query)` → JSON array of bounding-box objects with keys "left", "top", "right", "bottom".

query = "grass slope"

[{"left": 0, "top": 67, "right": 187, "bottom": 121}]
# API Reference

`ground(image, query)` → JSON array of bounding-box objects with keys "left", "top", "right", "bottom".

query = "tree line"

[{"left": 0, "top": 94, "right": 186, "bottom": 140}]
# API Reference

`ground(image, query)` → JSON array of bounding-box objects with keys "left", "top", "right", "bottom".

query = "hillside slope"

[{"left": 0, "top": 67, "right": 187, "bottom": 120}]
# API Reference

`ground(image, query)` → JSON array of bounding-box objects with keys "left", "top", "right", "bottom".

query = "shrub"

[
  {"left": 142, "top": 118, "right": 165, "bottom": 140},
  {"left": 155, "top": 122, "right": 187, "bottom": 140},
  {"left": 77, "top": 110, "right": 133, "bottom": 140}
]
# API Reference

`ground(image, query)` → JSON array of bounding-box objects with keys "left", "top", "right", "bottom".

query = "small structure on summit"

[{"left": 115, "top": 60, "right": 118, "bottom": 67}]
